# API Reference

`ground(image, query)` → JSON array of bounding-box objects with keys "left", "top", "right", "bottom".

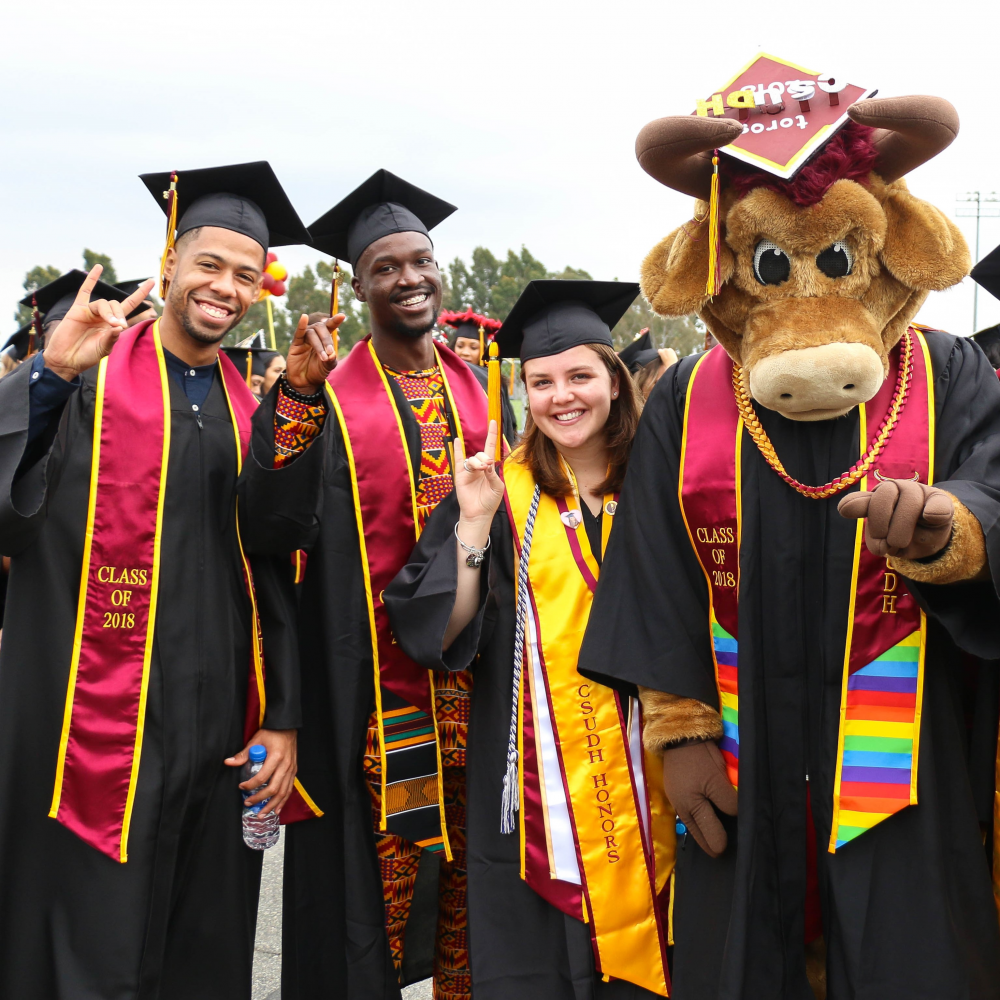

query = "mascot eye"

[
  {"left": 753, "top": 240, "right": 791, "bottom": 285},
  {"left": 816, "top": 241, "right": 854, "bottom": 278}
]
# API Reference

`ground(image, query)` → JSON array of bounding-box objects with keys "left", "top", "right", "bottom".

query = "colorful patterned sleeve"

[{"left": 274, "top": 387, "right": 328, "bottom": 469}]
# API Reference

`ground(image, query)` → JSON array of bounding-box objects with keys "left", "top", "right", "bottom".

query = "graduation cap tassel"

[
  {"left": 486, "top": 341, "right": 502, "bottom": 462},
  {"left": 27, "top": 294, "right": 40, "bottom": 357},
  {"left": 330, "top": 261, "right": 340, "bottom": 357},
  {"left": 478, "top": 324, "right": 486, "bottom": 366},
  {"left": 159, "top": 172, "right": 179, "bottom": 298},
  {"left": 704, "top": 152, "right": 722, "bottom": 299},
  {"left": 502, "top": 483, "right": 541, "bottom": 835}
]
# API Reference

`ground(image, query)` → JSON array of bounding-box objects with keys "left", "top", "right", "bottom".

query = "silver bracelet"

[{"left": 455, "top": 521, "right": 491, "bottom": 568}]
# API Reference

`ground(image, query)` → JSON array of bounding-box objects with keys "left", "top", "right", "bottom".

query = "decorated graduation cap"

[
  {"left": 618, "top": 328, "right": 653, "bottom": 373},
  {"left": 139, "top": 161, "right": 309, "bottom": 296},
  {"left": 494, "top": 280, "right": 640, "bottom": 362},
  {"left": 18, "top": 269, "right": 130, "bottom": 355},
  {"left": 307, "top": 169, "right": 456, "bottom": 269},
  {"left": 439, "top": 308, "right": 502, "bottom": 364}
]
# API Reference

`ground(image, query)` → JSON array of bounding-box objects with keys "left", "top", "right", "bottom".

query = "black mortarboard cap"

[
  {"left": 617, "top": 328, "right": 652, "bottom": 373},
  {"left": 221, "top": 332, "right": 282, "bottom": 378},
  {"left": 494, "top": 280, "right": 641, "bottom": 362},
  {"left": 115, "top": 278, "right": 156, "bottom": 320},
  {"left": 19, "top": 269, "right": 128, "bottom": 326},
  {"left": 972, "top": 243, "right": 1000, "bottom": 303},
  {"left": 307, "top": 169, "right": 456, "bottom": 267},
  {"left": 139, "top": 161, "right": 309, "bottom": 250},
  {"left": 1, "top": 324, "right": 32, "bottom": 361},
  {"left": 630, "top": 348, "right": 662, "bottom": 372},
  {"left": 972, "top": 324, "right": 1000, "bottom": 370}
]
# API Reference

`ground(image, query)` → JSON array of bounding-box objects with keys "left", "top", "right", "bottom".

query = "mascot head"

[{"left": 638, "top": 63, "right": 970, "bottom": 421}]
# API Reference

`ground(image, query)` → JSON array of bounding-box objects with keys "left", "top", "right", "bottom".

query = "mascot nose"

[{"left": 748, "top": 343, "right": 885, "bottom": 421}]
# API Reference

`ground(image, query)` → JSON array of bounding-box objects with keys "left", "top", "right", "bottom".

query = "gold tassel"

[
  {"left": 704, "top": 152, "right": 722, "bottom": 299},
  {"left": 245, "top": 351, "right": 253, "bottom": 388},
  {"left": 330, "top": 261, "right": 341, "bottom": 357},
  {"left": 159, "top": 172, "right": 179, "bottom": 298},
  {"left": 27, "top": 294, "right": 40, "bottom": 357},
  {"left": 487, "top": 340, "right": 502, "bottom": 460},
  {"left": 478, "top": 323, "right": 486, "bottom": 366}
]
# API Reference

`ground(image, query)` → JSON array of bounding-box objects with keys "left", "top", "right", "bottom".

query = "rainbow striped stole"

[
  {"left": 714, "top": 620, "right": 740, "bottom": 787},
  {"left": 679, "top": 331, "right": 933, "bottom": 852},
  {"left": 833, "top": 632, "right": 921, "bottom": 847}
]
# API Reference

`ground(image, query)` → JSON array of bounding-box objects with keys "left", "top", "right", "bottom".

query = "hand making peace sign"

[{"left": 43, "top": 266, "right": 155, "bottom": 382}]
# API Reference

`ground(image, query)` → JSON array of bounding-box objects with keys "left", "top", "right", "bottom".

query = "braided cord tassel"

[{"left": 501, "top": 484, "right": 541, "bottom": 834}]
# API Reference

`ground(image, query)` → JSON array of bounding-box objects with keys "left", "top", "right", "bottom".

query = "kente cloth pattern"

[
  {"left": 384, "top": 365, "right": 455, "bottom": 530},
  {"left": 369, "top": 766, "right": 471, "bottom": 999},
  {"left": 273, "top": 388, "right": 327, "bottom": 469}
]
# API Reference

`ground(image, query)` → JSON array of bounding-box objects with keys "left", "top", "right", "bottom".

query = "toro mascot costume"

[{"left": 580, "top": 54, "right": 1000, "bottom": 1000}]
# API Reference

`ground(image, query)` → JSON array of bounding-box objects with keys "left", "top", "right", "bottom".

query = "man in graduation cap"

[
  {"left": 0, "top": 161, "right": 322, "bottom": 999},
  {"left": 238, "top": 169, "right": 490, "bottom": 999}
]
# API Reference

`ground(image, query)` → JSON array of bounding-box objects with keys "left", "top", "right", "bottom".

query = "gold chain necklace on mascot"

[{"left": 731, "top": 331, "right": 914, "bottom": 499}]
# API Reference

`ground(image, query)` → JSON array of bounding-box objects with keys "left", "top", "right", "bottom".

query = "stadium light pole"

[{"left": 957, "top": 192, "right": 1000, "bottom": 332}]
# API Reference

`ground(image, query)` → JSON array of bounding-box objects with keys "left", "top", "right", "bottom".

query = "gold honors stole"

[
  {"left": 504, "top": 457, "right": 672, "bottom": 996},
  {"left": 678, "top": 329, "right": 934, "bottom": 852}
]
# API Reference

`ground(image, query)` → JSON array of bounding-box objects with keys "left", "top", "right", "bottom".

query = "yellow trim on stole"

[
  {"left": 326, "top": 382, "right": 390, "bottom": 832},
  {"left": 50, "top": 354, "right": 110, "bottom": 824},
  {"left": 828, "top": 399, "right": 866, "bottom": 854}
]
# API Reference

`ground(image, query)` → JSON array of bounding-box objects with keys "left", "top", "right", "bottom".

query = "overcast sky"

[{"left": 3, "top": 0, "right": 998, "bottom": 336}]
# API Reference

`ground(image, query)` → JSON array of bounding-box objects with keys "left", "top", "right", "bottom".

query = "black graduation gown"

[
  {"left": 384, "top": 487, "right": 662, "bottom": 1000},
  {"left": 0, "top": 359, "right": 300, "bottom": 1000},
  {"left": 237, "top": 366, "right": 514, "bottom": 999},
  {"left": 577, "top": 331, "right": 1000, "bottom": 1000}
]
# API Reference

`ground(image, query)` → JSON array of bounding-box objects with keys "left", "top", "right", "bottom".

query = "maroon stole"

[
  {"left": 678, "top": 330, "right": 934, "bottom": 850},
  {"left": 48, "top": 321, "right": 320, "bottom": 864},
  {"left": 325, "top": 337, "right": 488, "bottom": 848}
]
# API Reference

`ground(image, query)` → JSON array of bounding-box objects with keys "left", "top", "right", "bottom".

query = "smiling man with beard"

[
  {"left": 0, "top": 162, "right": 316, "bottom": 1000},
  {"left": 239, "top": 170, "right": 491, "bottom": 999}
]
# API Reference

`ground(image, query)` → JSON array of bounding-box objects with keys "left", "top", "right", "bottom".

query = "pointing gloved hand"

[
  {"left": 662, "top": 740, "right": 738, "bottom": 858},
  {"left": 837, "top": 478, "right": 954, "bottom": 560}
]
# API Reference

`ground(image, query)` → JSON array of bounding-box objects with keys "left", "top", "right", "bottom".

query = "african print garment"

[{"left": 361, "top": 365, "right": 472, "bottom": 998}]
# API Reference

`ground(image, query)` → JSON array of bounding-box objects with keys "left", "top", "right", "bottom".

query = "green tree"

[
  {"left": 14, "top": 264, "right": 62, "bottom": 325},
  {"left": 226, "top": 297, "right": 293, "bottom": 352},
  {"left": 611, "top": 298, "right": 705, "bottom": 357},
  {"left": 82, "top": 249, "right": 117, "bottom": 285}
]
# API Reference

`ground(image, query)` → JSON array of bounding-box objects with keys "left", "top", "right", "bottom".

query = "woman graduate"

[{"left": 385, "top": 280, "right": 674, "bottom": 999}]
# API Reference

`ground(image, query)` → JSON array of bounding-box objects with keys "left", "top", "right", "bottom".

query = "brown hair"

[
  {"left": 634, "top": 355, "right": 664, "bottom": 399},
  {"left": 513, "top": 343, "right": 641, "bottom": 498}
]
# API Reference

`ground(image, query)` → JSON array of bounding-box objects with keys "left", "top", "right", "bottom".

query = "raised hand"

[
  {"left": 43, "top": 267, "right": 155, "bottom": 382},
  {"left": 453, "top": 421, "right": 504, "bottom": 528},
  {"left": 285, "top": 312, "right": 345, "bottom": 394},
  {"left": 838, "top": 478, "right": 954, "bottom": 560}
]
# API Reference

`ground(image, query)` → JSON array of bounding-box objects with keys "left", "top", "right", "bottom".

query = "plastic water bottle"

[{"left": 241, "top": 744, "right": 279, "bottom": 850}]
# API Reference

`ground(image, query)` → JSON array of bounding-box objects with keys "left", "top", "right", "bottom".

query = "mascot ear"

[
  {"left": 641, "top": 217, "right": 735, "bottom": 318},
  {"left": 879, "top": 180, "right": 971, "bottom": 291}
]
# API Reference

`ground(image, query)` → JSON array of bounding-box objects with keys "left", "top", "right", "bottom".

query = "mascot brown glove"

[
  {"left": 837, "top": 478, "right": 953, "bottom": 559},
  {"left": 662, "top": 741, "right": 738, "bottom": 858}
]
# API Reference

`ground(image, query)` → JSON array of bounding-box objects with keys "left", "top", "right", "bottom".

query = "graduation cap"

[
  {"left": 19, "top": 269, "right": 129, "bottom": 328},
  {"left": 694, "top": 53, "right": 876, "bottom": 179},
  {"left": 494, "top": 280, "right": 640, "bottom": 362},
  {"left": 115, "top": 278, "right": 157, "bottom": 321},
  {"left": 1, "top": 324, "right": 32, "bottom": 361},
  {"left": 617, "top": 328, "right": 652, "bottom": 373},
  {"left": 140, "top": 162, "right": 309, "bottom": 296},
  {"left": 972, "top": 242, "right": 1000, "bottom": 304},
  {"left": 221, "top": 332, "right": 282, "bottom": 384},
  {"left": 307, "top": 169, "right": 456, "bottom": 268}
]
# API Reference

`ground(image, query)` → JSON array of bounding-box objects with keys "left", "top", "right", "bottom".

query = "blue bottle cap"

[
  {"left": 248, "top": 744, "right": 267, "bottom": 763},
  {"left": 675, "top": 820, "right": 687, "bottom": 835}
]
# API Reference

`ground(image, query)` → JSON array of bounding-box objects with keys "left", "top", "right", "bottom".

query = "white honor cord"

[{"left": 501, "top": 483, "right": 541, "bottom": 835}]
